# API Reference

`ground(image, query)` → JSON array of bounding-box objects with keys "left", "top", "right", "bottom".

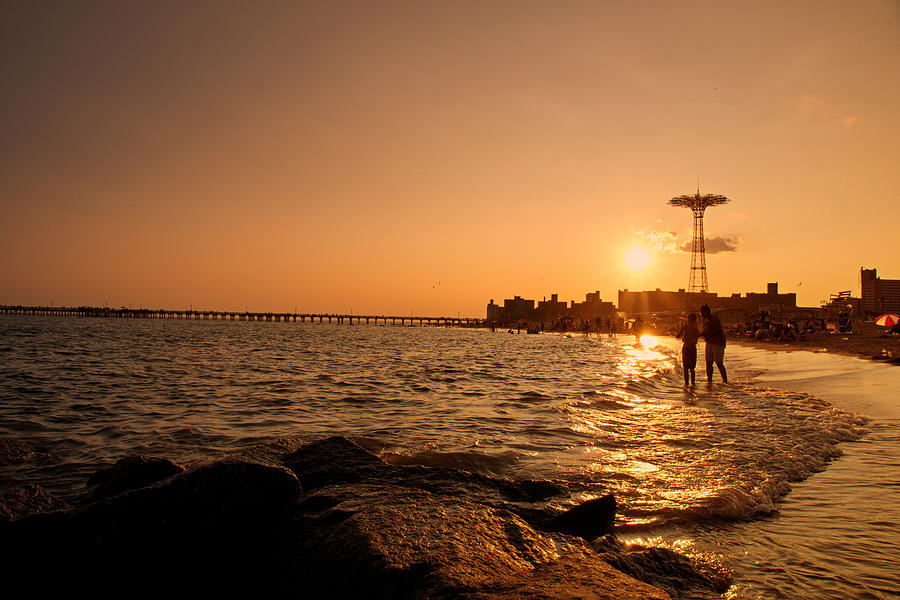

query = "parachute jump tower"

[{"left": 668, "top": 188, "right": 730, "bottom": 293}]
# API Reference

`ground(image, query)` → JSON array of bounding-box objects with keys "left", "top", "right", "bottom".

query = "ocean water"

[{"left": 0, "top": 316, "right": 896, "bottom": 598}]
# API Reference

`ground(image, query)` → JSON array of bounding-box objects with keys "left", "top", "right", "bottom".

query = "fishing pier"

[{"left": 0, "top": 305, "right": 483, "bottom": 327}]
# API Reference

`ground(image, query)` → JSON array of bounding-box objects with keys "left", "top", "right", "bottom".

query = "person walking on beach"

[
  {"left": 700, "top": 304, "right": 727, "bottom": 383},
  {"left": 676, "top": 313, "right": 700, "bottom": 386}
]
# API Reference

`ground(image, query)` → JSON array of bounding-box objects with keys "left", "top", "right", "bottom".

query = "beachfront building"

[
  {"left": 486, "top": 291, "right": 616, "bottom": 323},
  {"left": 486, "top": 300, "right": 503, "bottom": 322},
  {"left": 861, "top": 267, "right": 900, "bottom": 315},
  {"left": 534, "top": 293, "right": 568, "bottom": 320},
  {"left": 569, "top": 291, "right": 617, "bottom": 320},
  {"left": 502, "top": 296, "right": 535, "bottom": 321},
  {"left": 617, "top": 282, "right": 796, "bottom": 323},
  {"left": 617, "top": 288, "right": 717, "bottom": 316}
]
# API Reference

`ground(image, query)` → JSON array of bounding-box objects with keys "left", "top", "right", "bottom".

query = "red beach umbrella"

[{"left": 874, "top": 313, "right": 900, "bottom": 327}]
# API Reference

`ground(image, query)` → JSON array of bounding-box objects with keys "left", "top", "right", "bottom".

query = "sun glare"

[
  {"left": 639, "top": 334, "right": 658, "bottom": 347},
  {"left": 625, "top": 246, "right": 651, "bottom": 271}
]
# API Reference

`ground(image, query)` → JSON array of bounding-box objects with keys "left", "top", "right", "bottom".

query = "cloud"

[
  {"left": 637, "top": 230, "right": 744, "bottom": 254},
  {"left": 678, "top": 235, "right": 742, "bottom": 254},
  {"left": 842, "top": 116, "right": 857, "bottom": 127},
  {"left": 636, "top": 230, "right": 680, "bottom": 253}
]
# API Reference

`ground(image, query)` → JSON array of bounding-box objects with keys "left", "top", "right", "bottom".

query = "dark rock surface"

[
  {"left": 3, "top": 459, "right": 302, "bottom": 593},
  {"left": 289, "top": 482, "right": 669, "bottom": 600},
  {"left": 2, "top": 435, "right": 721, "bottom": 598},
  {"left": 85, "top": 454, "right": 185, "bottom": 501},
  {"left": 546, "top": 493, "right": 616, "bottom": 539},
  {"left": 282, "top": 436, "right": 568, "bottom": 522},
  {"left": 0, "top": 438, "right": 38, "bottom": 465},
  {"left": 594, "top": 535, "right": 728, "bottom": 599},
  {"left": 282, "top": 435, "right": 388, "bottom": 490},
  {"left": 0, "top": 483, "right": 69, "bottom": 524}
]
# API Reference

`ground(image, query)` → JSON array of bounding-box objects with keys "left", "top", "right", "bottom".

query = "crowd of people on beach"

[
  {"left": 729, "top": 310, "right": 854, "bottom": 342},
  {"left": 491, "top": 316, "right": 627, "bottom": 336}
]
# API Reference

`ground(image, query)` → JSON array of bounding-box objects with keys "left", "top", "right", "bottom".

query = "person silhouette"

[
  {"left": 700, "top": 304, "right": 727, "bottom": 383},
  {"left": 633, "top": 316, "right": 644, "bottom": 342},
  {"left": 676, "top": 313, "right": 700, "bottom": 386}
]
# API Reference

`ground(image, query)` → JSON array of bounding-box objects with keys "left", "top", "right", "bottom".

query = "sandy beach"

[{"left": 728, "top": 320, "right": 900, "bottom": 364}]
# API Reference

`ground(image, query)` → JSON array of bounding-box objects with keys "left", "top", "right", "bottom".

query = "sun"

[{"left": 625, "top": 246, "right": 651, "bottom": 271}]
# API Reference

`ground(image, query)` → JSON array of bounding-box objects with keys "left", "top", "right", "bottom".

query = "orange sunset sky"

[{"left": 2, "top": 1, "right": 898, "bottom": 316}]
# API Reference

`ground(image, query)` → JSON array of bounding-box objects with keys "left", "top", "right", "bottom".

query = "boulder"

[
  {"left": 0, "top": 437, "right": 711, "bottom": 598},
  {"left": 593, "top": 534, "right": 728, "bottom": 599},
  {"left": 85, "top": 454, "right": 185, "bottom": 501},
  {"left": 0, "top": 438, "right": 38, "bottom": 465},
  {"left": 0, "top": 483, "right": 69, "bottom": 524},
  {"left": 281, "top": 436, "right": 569, "bottom": 521},
  {"left": 546, "top": 493, "right": 616, "bottom": 540},
  {"left": 3, "top": 459, "right": 302, "bottom": 593},
  {"left": 289, "top": 483, "right": 671, "bottom": 600},
  {"left": 282, "top": 435, "right": 388, "bottom": 490}
]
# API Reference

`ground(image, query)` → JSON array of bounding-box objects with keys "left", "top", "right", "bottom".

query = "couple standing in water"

[{"left": 677, "top": 304, "right": 727, "bottom": 386}]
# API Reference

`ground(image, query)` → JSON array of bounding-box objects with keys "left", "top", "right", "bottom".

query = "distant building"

[
  {"left": 569, "top": 291, "right": 617, "bottom": 320},
  {"left": 486, "top": 299, "right": 503, "bottom": 321},
  {"left": 534, "top": 293, "right": 568, "bottom": 320},
  {"left": 618, "top": 288, "right": 717, "bottom": 315},
  {"left": 486, "top": 290, "right": 615, "bottom": 322},
  {"left": 745, "top": 282, "right": 797, "bottom": 308},
  {"left": 617, "top": 282, "right": 796, "bottom": 321},
  {"left": 861, "top": 267, "right": 900, "bottom": 315},
  {"left": 503, "top": 296, "right": 535, "bottom": 321}
]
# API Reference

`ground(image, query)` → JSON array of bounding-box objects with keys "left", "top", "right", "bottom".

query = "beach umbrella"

[{"left": 874, "top": 313, "right": 900, "bottom": 327}]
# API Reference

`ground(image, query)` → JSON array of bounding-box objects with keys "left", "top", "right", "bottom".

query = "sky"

[{"left": 2, "top": 0, "right": 898, "bottom": 316}]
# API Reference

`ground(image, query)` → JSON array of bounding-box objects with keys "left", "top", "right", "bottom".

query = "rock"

[
  {"left": 282, "top": 436, "right": 388, "bottom": 490},
  {"left": 87, "top": 458, "right": 303, "bottom": 526},
  {"left": 545, "top": 494, "right": 616, "bottom": 540},
  {"left": 85, "top": 455, "right": 185, "bottom": 502},
  {"left": 593, "top": 535, "right": 728, "bottom": 599},
  {"left": 0, "top": 484, "right": 69, "bottom": 524},
  {"left": 281, "top": 436, "right": 569, "bottom": 522},
  {"left": 281, "top": 438, "right": 667, "bottom": 597},
  {"left": 289, "top": 483, "right": 670, "bottom": 600},
  {"left": 3, "top": 459, "right": 302, "bottom": 593},
  {"left": 0, "top": 438, "right": 37, "bottom": 465},
  {"left": 463, "top": 544, "right": 675, "bottom": 600},
  {"left": 0, "top": 438, "right": 696, "bottom": 599},
  {"left": 592, "top": 532, "right": 626, "bottom": 555}
]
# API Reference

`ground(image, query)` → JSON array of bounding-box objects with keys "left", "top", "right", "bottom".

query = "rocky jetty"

[{"left": 1, "top": 436, "right": 725, "bottom": 598}]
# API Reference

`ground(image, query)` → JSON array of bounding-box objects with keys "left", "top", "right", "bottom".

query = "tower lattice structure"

[{"left": 668, "top": 191, "right": 730, "bottom": 293}]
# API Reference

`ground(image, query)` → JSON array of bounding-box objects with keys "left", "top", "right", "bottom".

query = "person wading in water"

[
  {"left": 676, "top": 313, "right": 700, "bottom": 386},
  {"left": 700, "top": 304, "right": 727, "bottom": 383}
]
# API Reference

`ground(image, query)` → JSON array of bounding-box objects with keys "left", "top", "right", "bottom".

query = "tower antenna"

[{"left": 668, "top": 188, "right": 730, "bottom": 293}]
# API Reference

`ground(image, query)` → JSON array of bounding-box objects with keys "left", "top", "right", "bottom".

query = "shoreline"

[{"left": 699, "top": 340, "right": 900, "bottom": 598}]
